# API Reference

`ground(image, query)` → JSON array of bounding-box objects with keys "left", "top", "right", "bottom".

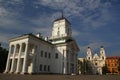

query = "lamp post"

[{"left": 84, "top": 58, "right": 86, "bottom": 74}]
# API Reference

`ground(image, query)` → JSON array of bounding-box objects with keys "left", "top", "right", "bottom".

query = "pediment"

[{"left": 93, "top": 54, "right": 99, "bottom": 60}]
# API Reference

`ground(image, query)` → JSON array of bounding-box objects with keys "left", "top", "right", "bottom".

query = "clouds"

[
  {"left": 35, "top": 0, "right": 114, "bottom": 29},
  {"left": 0, "top": 0, "right": 119, "bottom": 56},
  {"left": 0, "top": 7, "right": 8, "bottom": 17}
]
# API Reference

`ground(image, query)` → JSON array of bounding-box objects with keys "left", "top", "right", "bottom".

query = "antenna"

[{"left": 61, "top": 10, "right": 64, "bottom": 18}]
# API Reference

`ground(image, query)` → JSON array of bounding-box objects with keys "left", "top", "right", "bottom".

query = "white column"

[
  {"left": 31, "top": 45, "right": 36, "bottom": 74},
  {"left": 68, "top": 51, "right": 71, "bottom": 74},
  {"left": 63, "top": 50, "right": 67, "bottom": 74},
  {"left": 74, "top": 53, "right": 77, "bottom": 74},
  {"left": 10, "top": 45, "right": 16, "bottom": 73},
  {"left": 4, "top": 45, "right": 12, "bottom": 73},
  {"left": 16, "top": 44, "right": 22, "bottom": 73},
  {"left": 22, "top": 42, "right": 28, "bottom": 74}
]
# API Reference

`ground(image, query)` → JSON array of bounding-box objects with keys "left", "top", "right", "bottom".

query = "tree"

[
  {"left": 102, "top": 64, "right": 108, "bottom": 75},
  {"left": 118, "top": 58, "right": 120, "bottom": 74},
  {"left": 0, "top": 44, "right": 8, "bottom": 73}
]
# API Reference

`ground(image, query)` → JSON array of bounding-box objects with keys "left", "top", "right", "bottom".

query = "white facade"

[
  {"left": 86, "top": 46, "right": 106, "bottom": 75},
  {"left": 4, "top": 17, "right": 79, "bottom": 74}
]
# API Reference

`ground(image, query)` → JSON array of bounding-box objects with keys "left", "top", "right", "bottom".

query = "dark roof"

[
  {"left": 10, "top": 33, "right": 52, "bottom": 45},
  {"left": 27, "top": 33, "right": 52, "bottom": 45},
  {"left": 101, "top": 46, "right": 104, "bottom": 48},
  {"left": 106, "top": 56, "right": 120, "bottom": 59},
  {"left": 54, "top": 17, "right": 71, "bottom": 24},
  {"left": 66, "top": 38, "right": 73, "bottom": 43},
  {"left": 88, "top": 47, "right": 90, "bottom": 48}
]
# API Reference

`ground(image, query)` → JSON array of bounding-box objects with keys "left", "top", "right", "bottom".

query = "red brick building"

[{"left": 106, "top": 56, "right": 120, "bottom": 74}]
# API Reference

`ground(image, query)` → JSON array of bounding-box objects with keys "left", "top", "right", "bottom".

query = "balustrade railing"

[
  {"left": 21, "top": 52, "right": 25, "bottom": 56},
  {"left": 10, "top": 53, "right": 13, "bottom": 57},
  {"left": 15, "top": 53, "right": 19, "bottom": 56},
  {"left": 49, "top": 34, "right": 68, "bottom": 39}
]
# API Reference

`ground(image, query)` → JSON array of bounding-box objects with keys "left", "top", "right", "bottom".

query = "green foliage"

[
  {"left": 118, "top": 58, "right": 120, "bottom": 71},
  {"left": 0, "top": 44, "right": 8, "bottom": 73},
  {"left": 102, "top": 65, "right": 108, "bottom": 75}
]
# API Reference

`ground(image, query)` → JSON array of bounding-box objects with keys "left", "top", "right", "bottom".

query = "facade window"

[
  {"left": 44, "top": 65, "right": 46, "bottom": 71},
  {"left": 41, "top": 51, "right": 43, "bottom": 57},
  {"left": 11, "top": 45, "right": 15, "bottom": 54},
  {"left": 48, "top": 53, "right": 51, "bottom": 59},
  {"left": 39, "top": 64, "right": 42, "bottom": 71},
  {"left": 22, "top": 43, "right": 26, "bottom": 52},
  {"left": 16, "top": 44, "right": 20, "bottom": 53},
  {"left": 111, "top": 64, "right": 113, "bottom": 67},
  {"left": 55, "top": 53, "right": 58, "bottom": 59},
  {"left": 48, "top": 65, "right": 50, "bottom": 71},
  {"left": 45, "top": 52, "right": 47, "bottom": 58}
]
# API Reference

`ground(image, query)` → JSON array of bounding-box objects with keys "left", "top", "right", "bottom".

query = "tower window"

[
  {"left": 95, "top": 63, "right": 97, "bottom": 66},
  {"left": 88, "top": 57, "right": 90, "bottom": 60},
  {"left": 57, "top": 27, "right": 60, "bottom": 36},
  {"left": 57, "top": 31, "right": 60, "bottom": 36},
  {"left": 102, "top": 57, "right": 104, "bottom": 59}
]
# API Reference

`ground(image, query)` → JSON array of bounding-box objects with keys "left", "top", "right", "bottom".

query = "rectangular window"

[
  {"left": 48, "top": 65, "right": 50, "bottom": 71},
  {"left": 41, "top": 51, "right": 43, "bottom": 57},
  {"left": 55, "top": 53, "right": 58, "bottom": 59},
  {"left": 39, "top": 64, "right": 42, "bottom": 71},
  {"left": 44, "top": 65, "right": 46, "bottom": 71},
  {"left": 48, "top": 53, "right": 51, "bottom": 59},
  {"left": 45, "top": 52, "right": 47, "bottom": 58}
]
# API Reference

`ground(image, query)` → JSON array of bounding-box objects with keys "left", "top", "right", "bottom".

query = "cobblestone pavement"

[{"left": 0, "top": 73, "right": 120, "bottom": 80}]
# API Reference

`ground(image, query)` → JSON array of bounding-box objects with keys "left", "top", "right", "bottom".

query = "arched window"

[
  {"left": 88, "top": 57, "right": 90, "bottom": 60},
  {"left": 16, "top": 44, "right": 20, "bottom": 53},
  {"left": 22, "top": 43, "right": 26, "bottom": 52},
  {"left": 95, "top": 63, "right": 97, "bottom": 66},
  {"left": 11, "top": 45, "right": 15, "bottom": 54},
  {"left": 102, "top": 56, "right": 104, "bottom": 60}
]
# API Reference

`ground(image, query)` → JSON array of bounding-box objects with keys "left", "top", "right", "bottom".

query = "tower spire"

[{"left": 61, "top": 11, "right": 64, "bottom": 18}]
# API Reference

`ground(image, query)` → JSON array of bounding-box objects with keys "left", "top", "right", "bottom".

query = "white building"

[
  {"left": 4, "top": 16, "right": 79, "bottom": 74},
  {"left": 77, "top": 58, "right": 84, "bottom": 74},
  {"left": 86, "top": 46, "right": 106, "bottom": 75}
]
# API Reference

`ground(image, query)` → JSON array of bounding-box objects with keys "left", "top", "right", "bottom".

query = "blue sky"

[{"left": 0, "top": 0, "right": 120, "bottom": 57}]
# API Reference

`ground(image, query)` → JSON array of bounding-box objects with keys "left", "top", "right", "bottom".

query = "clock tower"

[{"left": 49, "top": 16, "right": 72, "bottom": 44}]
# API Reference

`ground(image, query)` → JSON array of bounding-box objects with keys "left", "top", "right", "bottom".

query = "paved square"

[{"left": 0, "top": 74, "right": 120, "bottom": 80}]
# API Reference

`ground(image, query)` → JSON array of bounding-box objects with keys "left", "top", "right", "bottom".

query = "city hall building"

[{"left": 4, "top": 16, "right": 79, "bottom": 74}]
